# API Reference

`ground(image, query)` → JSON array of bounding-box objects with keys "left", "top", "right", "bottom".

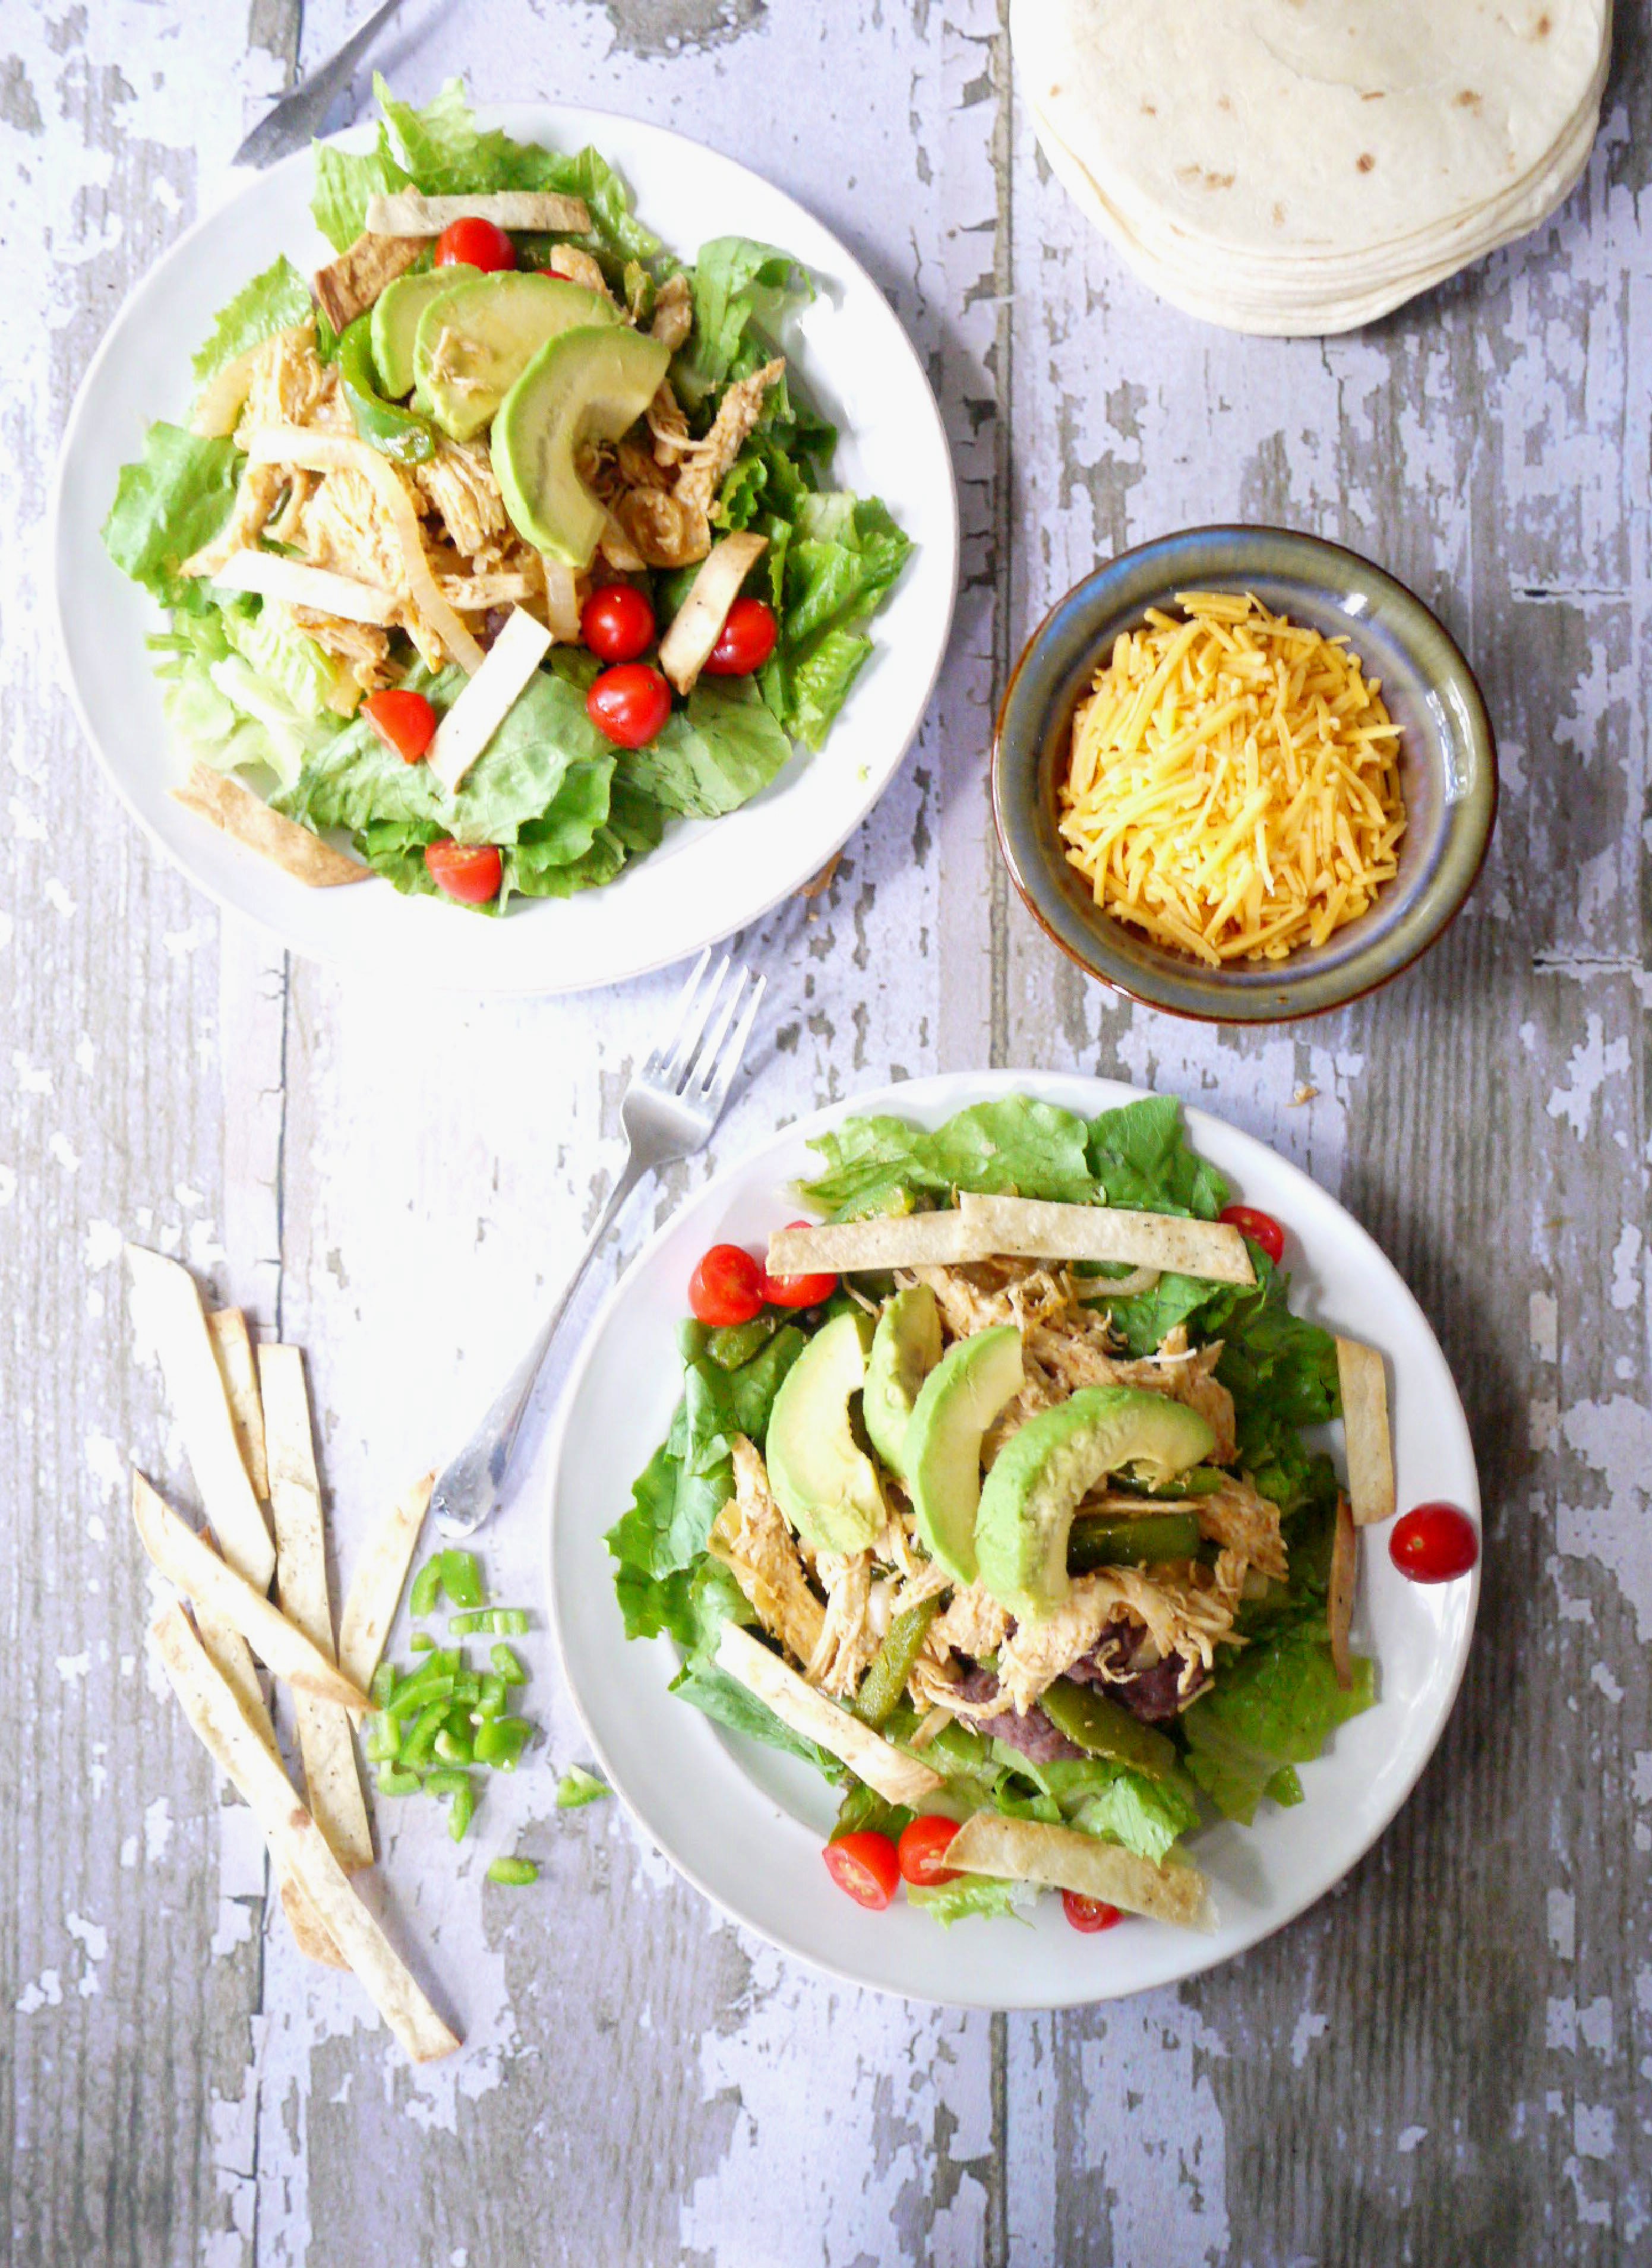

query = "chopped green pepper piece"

[
  {"left": 705, "top": 1313, "right": 779, "bottom": 1370},
  {"left": 337, "top": 313, "right": 435, "bottom": 463},
  {"left": 423, "top": 1767, "right": 470, "bottom": 1797},
  {"left": 450, "top": 1670, "right": 481, "bottom": 1706},
  {"left": 369, "top": 1663, "right": 395, "bottom": 1709},
  {"left": 448, "top": 1779, "right": 475, "bottom": 1842},
  {"left": 487, "top": 1856, "right": 538, "bottom": 1886},
  {"left": 375, "top": 1764, "right": 422, "bottom": 1796},
  {"left": 408, "top": 1630, "right": 436, "bottom": 1654},
  {"left": 474, "top": 1673, "right": 507, "bottom": 1720},
  {"left": 474, "top": 1715, "right": 531, "bottom": 1770},
  {"left": 489, "top": 1609, "right": 530, "bottom": 1637},
  {"left": 852, "top": 1595, "right": 942, "bottom": 1729},
  {"left": 490, "top": 1642, "right": 527, "bottom": 1685},
  {"left": 409, "top": 1558, "right": 444, "bottom": 1618},
  {"left": 364, "top": 1714, "right": 400, "bottom": 1764},
  {"left": 1038, "top": 1678, "right": 1183, "bottom": 1782},
  {"left": 439, "top": 1549, "right": 483, "bottom": 1609},
  {"left": 434, "top": 1725, "right": 473, "bottom": 1766},
  {"left": 1067, "top": 1510, "right": 1202, "bottom": 1574},
  {"left": 555, "top": 1767, "right": 609, "bottom": 1809},
  {"left": 387, "top": 1653, "right": 457, "bottom": 1717},
  {"left": 402, "top": 1698, "right": 449, "bottom": 1767}
]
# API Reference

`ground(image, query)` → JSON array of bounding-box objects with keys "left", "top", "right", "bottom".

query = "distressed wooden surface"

[{"left": 4, "top": 2, "right": 1650, "bottom": 2261}]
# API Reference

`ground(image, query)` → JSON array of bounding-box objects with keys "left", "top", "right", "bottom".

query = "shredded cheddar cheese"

[{"left": 1057, "top": 591, "right": 1406, "bottom": 965}]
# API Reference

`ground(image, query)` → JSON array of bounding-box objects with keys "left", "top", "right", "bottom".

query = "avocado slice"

[
  {"left": 415, "top": 273, "right": 623, "bottom": 443},
  {"left": 764, "top": 1310, "right": 886, "bottom": 1555},
  {"left": 862, "top": 1285, "right": 942, "bottom": 1479},
  {"left": 371, "top": 267, "right": 479, "bottom": 400},
  {"left": 905, "top": 1324, "right": 1025, "bottom": 1585},
  {"left": 975, "top": 1386, "right": 1214, "bottom": 1621},
  {"left": 492, "top": 325, "right": 671, "bottom": 568}
]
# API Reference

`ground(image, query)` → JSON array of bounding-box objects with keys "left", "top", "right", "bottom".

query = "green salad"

[
  {"left": 102, "top": 80, "right": 911, "bottom": 914},
  {"left": 608, "top": 1093, "right": 1374, "bottom": 1930}
]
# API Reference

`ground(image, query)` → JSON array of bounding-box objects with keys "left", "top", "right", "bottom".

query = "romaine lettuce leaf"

[
  {"left": 311, "top": 128, "right": 412, "bottom": 251},
  {"left": 191, "top": 255, "right": 315, "bottom": 392},
  {"left": 753, "top": 493, "right": 912, "bottom": 751},
  {"left": 620, "top": 677, "right": 794, "bottom": 819},
  {"left": 1183, "top": 1623, "right": 1374, "bottom": 1825},
  {"left": 796, "top": 1095, "right": 1099, "bottom": 1220},
  {"left": 906, "top": 1875, "right": 1035, "bottom": 1926},
  {"left": 102, "top": 424, "right": 242, "bottom": 611},
  {"left": 150, "top": 604, "right": 346, "bottom": 789},
  {"left": 674, "top": 236, "right": 813, "bottom": 409}
]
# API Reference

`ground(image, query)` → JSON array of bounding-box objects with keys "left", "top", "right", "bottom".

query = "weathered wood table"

[{"left": 6, "top": 4, "right": 1648, "bottom": 2261}]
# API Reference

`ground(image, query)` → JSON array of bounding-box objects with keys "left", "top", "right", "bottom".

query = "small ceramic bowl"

[{"left": 991, "top": 526, "right": 1498, "bottom": 1023}]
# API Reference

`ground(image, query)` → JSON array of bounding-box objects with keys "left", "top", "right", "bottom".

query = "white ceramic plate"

[
  {"left": 51, "top": 107, "right": 958, "bottom": 996},
  {"left": 547, "top": 1070, "right": 1480, "bottom": 2009}
]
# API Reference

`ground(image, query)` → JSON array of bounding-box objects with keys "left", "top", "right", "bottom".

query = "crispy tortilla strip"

[
  {"left": 765, "top": 1212, "right": 980, "bottom": 1275},
  {"left": 338, "top": 1471, "right": 434, "bottom": 1692},
  {"left": 206, "top": 1308, "right": 268, "bottom": 1502},
  {"left": 1328, "top": 1490, "right": 1357, "bottom": 1692},
  {"left": 365, "top": 188, "right": 590, "bottom": 236},
  {"left": 132, "top": 1471, "right": 369, "bottom": 1715},
  {"left": 944, "top": 1814, "right": 1213, "bottom": 1930},
  {"left": 427, "top": 607, "right": 552, "bottom": 792},
  {"left": 280, "top": 1872, "right": 349, "bottom": 1968},
  {"left": 204, "top": 550, "right": 402, "bottom": 625},
  {"left": 956, "top": 1195, "right": 1255, "bottom": 1285},
  {"left": 1336, "top": 1337, "right": 1396, "bottom": 1527},
  {"left": 658, "top": 532, "right": 768, "bottom": 696},
  {"left": 259, "top": 1346, "right": 374, "bottom": 1873},
  {"left": 150, "top": 1606, "right": 459, "bottom": 2061},
  {"left": 173, "top": 763, "right": 370, "bottom": 889},
  {"left": 126, "top": 1247, "right": 276, "bottom": 1593},
  {"left": 311, "top": 229, "right": 423, "bottom": 334},
  {"left": 715, "top": 1624, "right": 942, "bottom": 1806}
]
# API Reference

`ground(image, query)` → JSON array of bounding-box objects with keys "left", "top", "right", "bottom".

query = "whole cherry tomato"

[
  {"left": 759, "top": 1221, "right": 838, "bottom": 1310},
  {"left": 424, "top": 841, "right": 502, "bottom": 905},
  {"left": 1062, "top": 1890, "right": 1123, "bottom": 1934},
  {"left": 587, "top": 662, "right": 672, "bottom": 748},
  {"left": 581, "top": 583, "right": 656, "bottom": 664},
  {"left": 1389, "top": 1503, "right": 1479, "bottom": 1583},
  {"left": 823, "top": 1830, "right": 900, "bottom": 1910},
  {"left": 688, "top": 1243, "right": 765, "bottom": 1328},
  {"left": 896, "top": 1815, "right": 961, "bottom": 1888},
  {"left": 702, "top": 596, "right": 779, "bottom": 677},
  {"left": 364, "top": 687, "right": 437, "bottom": 764},
  {"left": 1219, "top": 1204, "right": 1286, "bottom": 1266},
  {"left": 434, "top": 217, "right": 515, "bottom": 272}
]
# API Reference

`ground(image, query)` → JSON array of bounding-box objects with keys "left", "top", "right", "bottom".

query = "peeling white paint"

[{"left": 1558, "top": 1398, "right": 1652, "bottom": 1642}]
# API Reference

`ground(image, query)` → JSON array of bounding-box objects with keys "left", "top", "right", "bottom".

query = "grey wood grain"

[{"left": 4, "top": 0, "right": 1648, "bottom": 2261}]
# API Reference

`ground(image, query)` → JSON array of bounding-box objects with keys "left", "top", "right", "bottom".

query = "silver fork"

[
  {"left": 430, "top": 949, "right": 766, "bottom": 1539},
  {"left": 233, "top": 0, "right": 408, "bottom": 169}
]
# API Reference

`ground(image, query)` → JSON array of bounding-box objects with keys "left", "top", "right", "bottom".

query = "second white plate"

[
  {"left": 547, "top": 1070, "right": 1480, "bottom": 2008},
  {"left": 52, "top": 105, "right": 958, "bottom": 995}
]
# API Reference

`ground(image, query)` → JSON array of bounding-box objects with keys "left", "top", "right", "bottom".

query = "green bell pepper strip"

[
  {"left": 490, "top": 1642, "right": 527, "bottom": 1685},
  {"left": 369, "top": 1663, "right": 395, "bottom": 1709},
  {"left": 1038, "top": 1677, "right": 1182, "bottom": 1782},
  {"left": 364, "top": 1714, "right": 400, "bottom": 1764},
  {"left": 487, "top": 1856, "right": 538, "bottom": 1886},
  {"left": 434, "top": 1726, "right": 472, "bottom": 1766},
  {"left": 423, "top": 1767, "right": 470, "bottom": 1797},
  {"left": 474, "top": 1715, "right": 531, "bottom": 1770},
  {"left": 338, "top": 314, "right": 435, "bottom": 464},
  {"left": 851, "top": 1594, "right": 942, "bottom": 1729},
  {"left": 375, "top": 1764, "right": 422, "bottom": 1796},
  {"left": 448, "top": 1779, "right": 476, "bottom": 1842},
  {"left": 409, "top": 1558, "right": 444, "bottom": 1618},
  {"left": 387, "top": 1652, "right": 458, "bottom": 1718},
  {"left": 474, "top": 1673, "right": 507, "bottom": 1720},
  {"left": 704, "top": 1314, "right": 779, "bottom": 1370},
  {"left": 438, "top": 1550, "right": 484, "bottom": 1609},
  {"left": 489, "top": 1609, "right": 530, "bottom": 1637},
  {"left": 1066, "top": 1510, "right": 1202, "bottom": 1574},
  {"left": 402, "top": 1698, "right": 450, "bottom": 1767},
  {"left": 450, "top": 1670, "right": 481, "bottom": 1706},
  {"left": 408, "top": 1629, "right": 436, "bottom": 1654}
]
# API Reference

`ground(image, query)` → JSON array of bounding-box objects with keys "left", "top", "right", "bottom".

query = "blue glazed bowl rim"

[{"left": 991, "top": 524, "right": 1499, "bottom": 1025}]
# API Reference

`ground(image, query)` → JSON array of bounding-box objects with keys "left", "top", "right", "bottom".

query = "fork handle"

[{"left": 431, "top": 1145, "right": 648, "bottom": 1539}]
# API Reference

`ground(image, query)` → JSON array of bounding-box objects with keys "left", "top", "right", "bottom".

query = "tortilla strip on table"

[
  {"left": 765, "top": 1199, "right": 1253, "bottom": 1284},
  {"left": 943, "top": 1813, "right": 1213, "bottom": 1929},
  {"left": 311, "top": 229, "right": 423, "bottom": 334},
  {"left": 258, "top": 1345, "right": 374, "bottom": 1873},
  {"left": 150, "top": 1606, "right": 459, "bottom": 2062},
  {"left": 1335, "top": 1337, "right": 1396, "bottom": 1527},
  {"left": 126, "top": 1247, "right": 276, "bottom": 1593},
  {"left": 715, "top": 1623, "right": 943, "bottom": 1807},
  {"left": 173, "top": 765, "right": 371, "bottom": 889},
  {"left": 365, "top": 188, "right": 590, "bottom": 236},
  {"left": 338, "top": 1471, "right": 434, "bottom": 1692},
  {"left": 956, "top": 1195, "right": 1254, "bottom": 1284},
  {"left": 206, "top": 1307, "right": 269, "bottom": 1502},
  {"left": 131, "top": 1471, "right": 369, "bottom": 1716}
]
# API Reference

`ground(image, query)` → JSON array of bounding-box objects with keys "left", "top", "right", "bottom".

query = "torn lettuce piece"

[
  {"left": 102, "top": 424, "right": 243, "bottom": 612},
  {"left": 1183, "top": 1624, "right": 1375, "bottom": 1825},
  {"left": 906, "top": 1875, "right": 1035, "bottom": 1927},
  {"left": 674, "top": 236, "right": 813, "bottom": 408}
]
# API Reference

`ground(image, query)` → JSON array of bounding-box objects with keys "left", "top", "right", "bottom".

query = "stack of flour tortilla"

[{"left": 1012, "top": 0, "right": 1611, "bottom": 336}]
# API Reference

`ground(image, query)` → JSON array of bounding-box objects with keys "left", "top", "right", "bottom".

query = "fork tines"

[{"left": 647, "top": 946, "right": 765, "bottom": 1107}]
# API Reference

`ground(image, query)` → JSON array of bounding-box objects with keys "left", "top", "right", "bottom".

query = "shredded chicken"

[
  {"left": 413, "top": 441, "right": 509, "bottom": 558},
  {"left": 707, "top": 1436, "right": 823, "bottom": 1667},
  {"left": 804, "top": 1550, "right": 879, "bottom": 1699},
  {"left": 647, "top": 380, "right": 692, "bottom": 465},
  {"left": 650, "top": 271, "right": 694, "bottom": 352},
  {"left": 549, "top": 244, "right": 615, "bottom": 300},
  {"left": 674, "top": 357, "right": 786, "bottom": 523},
  {"left": 1196, "top": 1474, "right": 1288, "bottom": 1584},
  {"left": 287, "top": 605, "right": 392, "bottom": 699},
  {"left": 930, "top": 1584, "right": 1011, "bottom": 1663},
  {"left": 996, "top": 1555, "right": 1246, "bottom": 1716}
]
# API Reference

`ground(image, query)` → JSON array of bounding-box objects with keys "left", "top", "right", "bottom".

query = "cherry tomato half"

[
  {"left": 424, "top": 841, "right": 502, "bottom": 905},
  {"left": 823, "top": 1830, "right": 900, "bottom": 1910},
  {"left": 1219, "top": 1204, "right": 1286, "bottom": 1267},
  {"left": 687, "top": 1243, "right": 765, "bottom": 1328},
  {"left": 434, "top": 217, "right": 516, "bottom": 272},
  {"left": 896, "top": 1815, "right": 961, "bottom": 1889},
  {"left": 581, "top": 583, "right": 656, "bottom": 665},
  {"left": 1389, "top": 1502, "right": 1479, "bottom": 1584},
  {"left": 702, "top": 596, "right": 779, "bottom": 677},
  {"left": 587, "top": 662, "right": 672, "bottom": 748},
  {"left": 759, "top": 1220, "right": 838, "bottom": 1310},
  {"left": 364, "top": 687, "right": 437, "bottom": 765},
  {"left": 1062, "top": 1890, "right": 1123, "bottom": 1934}
]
